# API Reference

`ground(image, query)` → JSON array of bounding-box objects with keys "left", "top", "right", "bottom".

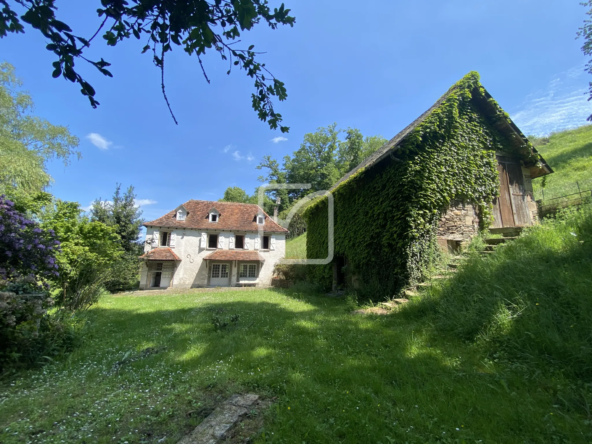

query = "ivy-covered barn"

[{"left": 304, "top": 72, "right": 553, "bottom": 298}]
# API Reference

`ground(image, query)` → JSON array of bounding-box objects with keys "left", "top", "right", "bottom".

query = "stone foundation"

[{"left": 437, "top": 200, "right": 480, "bottom": 252}]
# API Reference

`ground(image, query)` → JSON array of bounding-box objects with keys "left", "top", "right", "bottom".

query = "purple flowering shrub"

[
  {"left": 0, "top": 196, "right": 76, "bottom": 368},
  {"left": 0, "top": 195, "right": 60, "bottom": 289}
]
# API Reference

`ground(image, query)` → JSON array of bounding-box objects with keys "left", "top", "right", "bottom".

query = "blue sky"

[{"left": 1, "top": 0, "right": 591, "bottom": 223}]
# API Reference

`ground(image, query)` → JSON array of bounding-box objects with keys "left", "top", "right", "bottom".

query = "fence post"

[{"left": 576, "top": 181, "right": 582, "bottom": 199}]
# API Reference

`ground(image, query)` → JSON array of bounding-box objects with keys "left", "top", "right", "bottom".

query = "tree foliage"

[
  {"left": 257, "top": 124, "right": 387, "bottom": 207},
  {"left": 41, "top": 200, "right": 123, "bottom": 310},
  {"left": 0, "top": 62, "right": 80, "bottom": 196},
  {"left": 90, "top": 184, "right": 144, "bottom": 292},
  {"left": 578, "top": 0, "right": 592, "bottom": 121},
  {"left": 90, "top": 184, "right": 143, "bottom": 254},
  {"left": 0, "top": 0, "right": 294, "bottom": 130}
]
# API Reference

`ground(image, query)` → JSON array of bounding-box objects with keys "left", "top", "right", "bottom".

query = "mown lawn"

[{"left": 1, "top": 287, "right": 589, "bottom": 443}]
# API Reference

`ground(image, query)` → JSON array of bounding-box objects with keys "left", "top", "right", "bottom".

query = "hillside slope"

[{"left": 531, "top": 125, "right": 592, "bottom": 200}]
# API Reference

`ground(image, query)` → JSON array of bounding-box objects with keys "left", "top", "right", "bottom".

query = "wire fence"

[
  {"left": 534, "top": 178, "right": 592, "bottom": 202},
  {"left": 535, "top": 180, "right": 592, "bottom": 217}
]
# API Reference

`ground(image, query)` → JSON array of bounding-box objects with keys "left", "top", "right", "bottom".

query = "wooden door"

[{"left": 491, "top": 157, "right": 531, "bottom": 228}]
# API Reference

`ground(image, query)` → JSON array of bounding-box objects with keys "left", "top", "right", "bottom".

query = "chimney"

[{"left": 273, "top": 196, "right": 281, "bottom": 222}]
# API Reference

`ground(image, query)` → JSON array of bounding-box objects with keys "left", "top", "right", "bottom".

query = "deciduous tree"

[{"left": 0, "top": 62, "right": 79, "bottom": 197}]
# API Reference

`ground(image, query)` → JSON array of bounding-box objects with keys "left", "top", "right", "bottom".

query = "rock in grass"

[{"left": 177, "top": 394, "right": 259, "bottom": 444}]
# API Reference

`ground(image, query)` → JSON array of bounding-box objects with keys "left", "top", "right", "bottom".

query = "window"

[
  {"left": 235, "top": 235, "right": 244, "bottom": 249},
  {"left": 239, "top": 263, "right": 257, "bottom": 278},
  {"left": 248, "top": 264, "right": 257, "bottom": 278},
  {"left": 211, "top": 264, "right": 220, "bottom": 278},
  {"left": 176, "top": 210, "right": 186, "bottom": 221},
  {"left": 262, "top": 236, "right": 269, "bottom": 250},
  {"left": 257, "top": 215, "right": 265, "bottom": 225},
  {"left": 209, "top": 211, "right": 219, "bottom": 222},
  {"left": 220, "top": 264, "right": 229, "bottom": 278},
  {"left": 156, "top": 263, "right": 163, "bottom": 271},
  {"left": 160, "top": 232, "right": 169, "bottom": 247},
  {"left": 208, "top": 234, "right": 218, "bottom": 249}
]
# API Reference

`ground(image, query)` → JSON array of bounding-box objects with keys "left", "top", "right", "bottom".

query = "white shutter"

[
  {"left": 254, "top": 236, "right": 260, "bottom": 250},
  {"left": 244, "top": 235, "right": 251, "bottom": 250},
  {"left": 152, "top": 230, "right": 159, "bottom": 247},
  {"left": 200, "top": 232, "right": 207, "bottom": 249},
  {"left": 218, "top": 234, "right": 224, "bottom": 249},
  {"left": 229, "top": 235, "right": 235, "bottom": 249},
  {"left": 270, "top": 236, "right": 276, "bottom": 251},
  {"left": 169, "top": 232, "right": 176, "bottom": 248}
]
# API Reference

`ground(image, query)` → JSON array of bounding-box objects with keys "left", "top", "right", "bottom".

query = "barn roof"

[{"left": 330, "top": 72, "right": 553, "bottom": 194}]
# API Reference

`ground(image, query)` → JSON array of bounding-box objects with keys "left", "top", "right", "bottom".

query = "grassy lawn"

[
  {"left": 285, "top": 233, "right": 306, "bottom": 259},
  {"left": 532, "top": 124, "right": 592, "bottom": 201},
  {"left": 1, "top": 286, "right": 590, "bottom": 443}
]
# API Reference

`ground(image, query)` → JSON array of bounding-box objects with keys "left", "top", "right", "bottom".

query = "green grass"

[
  {"left": 1, "top": 281, "right": 591, "bottom": 442},
  {"left": 285, "top": 232, "right": 307, "bottom": 259},
  {"left": 532, "top": 125, "right": 592, "bottom": 201}
]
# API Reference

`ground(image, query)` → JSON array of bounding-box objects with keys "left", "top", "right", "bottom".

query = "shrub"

[
  {"left": 0, "top": 281, "right": 80, "bottom": 369},
  {"left": 0, "top": 195, "right": 60, "bottom": 287}
]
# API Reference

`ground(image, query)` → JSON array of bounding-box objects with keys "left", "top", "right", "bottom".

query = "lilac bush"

[{"left": 0, "top": 195, "right": 59, "bottom": 289}]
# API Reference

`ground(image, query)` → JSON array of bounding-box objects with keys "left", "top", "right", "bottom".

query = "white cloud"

[
  {"left": 271, "top": 136, "right": 288, "bottom": 143},
  {"left": 134, "top": 199, "right": 157, "bottom": 207},
  {"left": 86, "top": 133, "right": 113, "bottom": 150},
  {"left": 223, "top": 144, "right": 234, "bottom": 153},
  {"left": 511, "top": 67, "right": 592, "bottom": 136},
  {"left": 232, "top": 150, "right": 255, "bottom": 162}
]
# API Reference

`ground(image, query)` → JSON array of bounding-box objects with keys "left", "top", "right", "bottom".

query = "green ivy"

[{"left": 304, "top": 72, "right": 532, "bottom": 300}]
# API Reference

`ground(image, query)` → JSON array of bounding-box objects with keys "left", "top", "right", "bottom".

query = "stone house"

[
  {"left": 304, "top": 72, "right": 553, "bottom": 296},
  {"left": 139, "top": 200, "right": 288, "bottom": 289}
]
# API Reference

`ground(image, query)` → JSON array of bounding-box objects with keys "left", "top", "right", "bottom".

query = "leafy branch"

[{"left": 0, "top": 0, "right": 294, "bottom": 131}]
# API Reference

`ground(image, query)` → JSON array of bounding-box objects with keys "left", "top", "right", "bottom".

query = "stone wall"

[{"left": 437, "top": 200, "right": 480, "bottom": 243}]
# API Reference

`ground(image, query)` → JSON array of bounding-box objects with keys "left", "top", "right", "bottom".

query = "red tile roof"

[
  {"left": 139, "top": 247, "right": 181, "bottom": 261},
  {"left": 204, "top": 250, "right": 265, "bottom": 262},
  {"left": 144, "top": 200, "right": 288, "bottom": 233}
]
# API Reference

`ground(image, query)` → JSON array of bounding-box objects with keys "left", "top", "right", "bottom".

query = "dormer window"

[
  {"left": 257, "top": 215, "right": 265, "bottom": 225},
  {"left": 175, "top": 206, "right": 187, "bottom": 221},
  {"left": 209, "top": 209, "right": 220, "bottom": 223}
]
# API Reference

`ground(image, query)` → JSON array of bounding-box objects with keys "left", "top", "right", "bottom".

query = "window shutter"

[
  {"left": 244, "top": 235, "right": 251, "bottom": 250},
  {"left": 218, "top": 234, "right": 224, "bottom": 249},
  {"left": 152, "top": 230, "right": 159, "bottom": 247},
  {"left": 254, "top": 236, "right": 260, "bottom": 250},
  {"left": 169, "top": 232, "right": 176, "bottom": 248},
  {"left": 200, "top": 232, "right": 207, "bottom": 249},
  {"left": 229, "top": 235, "right": 235, "bottom": 249},
  {"left": 270, "top": 236, "right": 276, "bottom": 251}
]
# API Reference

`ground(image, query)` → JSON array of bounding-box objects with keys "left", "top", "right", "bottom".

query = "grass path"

[{"left": 0, "top": 288, "right": 589, "bottom": 443}]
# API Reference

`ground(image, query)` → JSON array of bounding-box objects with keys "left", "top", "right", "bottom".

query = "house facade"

[{"left": 139, "top": 200, "right": 288, "bottom": 289}]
